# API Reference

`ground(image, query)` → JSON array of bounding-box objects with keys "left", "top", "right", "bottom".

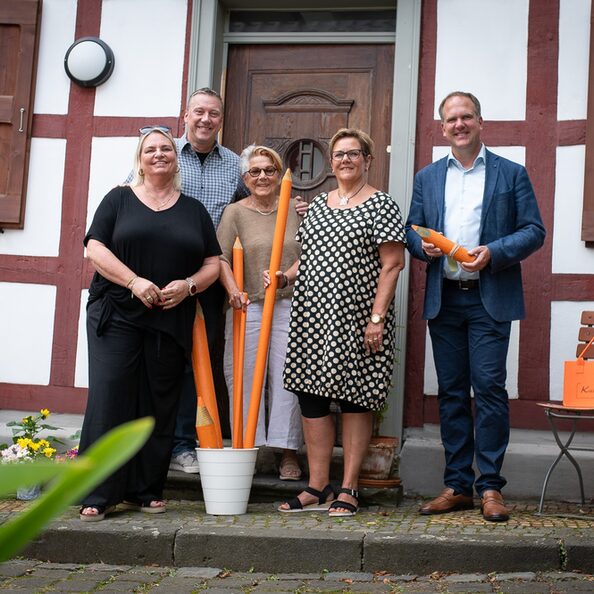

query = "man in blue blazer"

[{"left": 405, "top": 92, "right": 545, "bottom": 521}]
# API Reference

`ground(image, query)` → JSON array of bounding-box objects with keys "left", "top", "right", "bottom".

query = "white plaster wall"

[
  {"left": 0, "top": 283, "right": 56, "bottom": 385},
  {"left": 0, "top": 139, "right": 65, "bottom": 256},
  {"left": 550, "top": 301, "right": 594, "bottom": 402},
  {"left": 34, "top": 0, "right": 77, "bottom": 115},
  {"left": 552, "top": 145, "right": 594, "bottom": 273},
  {"left": 74, "top": 289, "right": 89, "bottom": 388},
  {"left": 422, "top": 146, "right": 527, "bottom": 398},
  {"left": 94, "top": 0, "right": 186, "bottom": 117},
  {"left": 435, "top": 0, "right": 528, "bottom": 121},
  {"left": 558, "top": 0, "right": 590, "bottom": 120},
  {"left": 86, "top": 136, "right": 138, "bottom": 231}
]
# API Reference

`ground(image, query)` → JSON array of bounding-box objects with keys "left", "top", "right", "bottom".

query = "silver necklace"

[{"left": 338, "top": 182, "right": 366, "bottom": 206}]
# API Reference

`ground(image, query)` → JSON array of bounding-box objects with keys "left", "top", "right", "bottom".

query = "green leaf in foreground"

[{"left": 0, "top": 417, "right": 154, "bottom": 562}]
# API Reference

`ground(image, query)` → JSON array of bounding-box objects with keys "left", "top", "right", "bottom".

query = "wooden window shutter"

[{"left": 0, "top": 0, "right": 41, "bottom": 229}]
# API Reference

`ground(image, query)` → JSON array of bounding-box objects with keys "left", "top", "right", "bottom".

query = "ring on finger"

[{"left": 146, "top": 295, "right": 153, "bottom": 303}]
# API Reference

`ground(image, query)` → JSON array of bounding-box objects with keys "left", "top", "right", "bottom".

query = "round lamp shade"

[{"left": 64, "top": 37, "right": 115, "bottom": 87}]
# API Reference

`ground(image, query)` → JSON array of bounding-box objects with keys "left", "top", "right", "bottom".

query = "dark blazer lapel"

[
  {"left": 434, "top": 156, "right": 448, "bottom": 230},
  {"left": 480, "top": 149, "right": 500, "bottom": 234}
]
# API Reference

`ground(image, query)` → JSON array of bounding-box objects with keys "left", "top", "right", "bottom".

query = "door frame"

[{"left": 187, "top": 0, "right": 421, "bottom": 445}]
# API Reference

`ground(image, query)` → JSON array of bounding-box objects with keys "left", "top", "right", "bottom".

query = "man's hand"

[
  {"left": 422, "top": 240, "right": 443, "bottom": 259},
  {"left": 461, "top": 245, "right": 491, "bottom": 271},
  {"left": 294, "top": 196, "right": 308, "bottom": 217}
]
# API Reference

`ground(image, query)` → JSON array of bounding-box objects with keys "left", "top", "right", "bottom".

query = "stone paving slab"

[
  {"left": 1, "top": 497, "right": 593, "bottom": 575},
  {"left": 0, "top": 562, "right": 593, "bottom": 593}
]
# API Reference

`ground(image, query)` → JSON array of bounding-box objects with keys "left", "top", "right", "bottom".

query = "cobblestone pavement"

[
  {"left": 0, "top": 561, "right": 593, "bottom": 594},
  {"left": 2, "top": 497, "right": 593, "bottom": 535}
]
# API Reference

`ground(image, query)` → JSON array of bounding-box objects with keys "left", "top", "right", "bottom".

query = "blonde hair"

[
  {"left": 131, "top": 128, "right": 181, "bottom": 190},
  {"left": 239, "top": 144, "right": 283, "bottom": 175}
]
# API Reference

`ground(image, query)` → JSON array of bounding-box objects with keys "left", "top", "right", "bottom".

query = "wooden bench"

[{"left": 536, "top": 311, "right": 594, "bottom": 514}]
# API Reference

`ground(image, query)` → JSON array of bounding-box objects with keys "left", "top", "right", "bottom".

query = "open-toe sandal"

[
  {"left": 79, "top": 505, "right": 116, "bottom": 522},
  {"left": 328, "top": 488, "right": 359, "bottom": 517},
  {"left": 120, "top": 499, "right": 167, "bottom": 514},
  {"left": 278, "top": 484, "right": 335, "bottom": 513},
  {"left": 279, "top": 457, "right": 302, "bottom": 481}
]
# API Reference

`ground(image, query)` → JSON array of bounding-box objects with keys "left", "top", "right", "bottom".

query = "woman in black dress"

[{"left": 79, "top": 126, "right": 220, "bottom": 521}]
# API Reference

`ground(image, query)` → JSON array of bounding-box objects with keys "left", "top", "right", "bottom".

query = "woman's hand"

[
  {"left": 228, "top": 291, "right": 249, "bottom": 311},
  {"left": 364, "top": 321, "right": 384, "bottom": 355},
  {"left": 263, "top": 269, "right": 288, "bottom": 289},
  {"left": 131, "top": 277, "right": 165, "bottom": 309},
  {"left": 159, "top": 280, "right": 189, "bottom": 310}
]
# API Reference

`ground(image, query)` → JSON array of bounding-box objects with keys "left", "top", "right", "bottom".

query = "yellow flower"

[
  {"left": 29, "top": 441, "right": 41, "bottom": 452},
  {"left": 38, "top": 439, "right": 50, "bottom": 448},
  {"left": 17, "top": 437, "right": 31, "bottom": 448},
  {"left": 43, "top": 447, "right": 56, "bottom": 458},
  {"left": 40, "top": 408, "right": 50, "bottom": 418}
]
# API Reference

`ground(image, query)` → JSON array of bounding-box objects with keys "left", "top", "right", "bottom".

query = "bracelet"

[
  {"left": 127, "top": 276, "right": 138, "bottom": 299},
  {"left": 281, "top": 272, "right": 290, "bottom": 289}
]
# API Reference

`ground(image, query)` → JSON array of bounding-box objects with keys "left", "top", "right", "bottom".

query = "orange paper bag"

[{"left": 563, "top": 336, "right": 594, "bottom": 407}]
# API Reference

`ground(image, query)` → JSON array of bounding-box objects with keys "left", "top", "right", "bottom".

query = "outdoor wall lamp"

[{"left": 64, "top": 37, "right": 115, "bottom": 87}]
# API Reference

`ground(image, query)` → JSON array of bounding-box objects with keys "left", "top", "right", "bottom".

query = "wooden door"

[{"left": 223, "top": 44, "right": 394, "bottom": 200}]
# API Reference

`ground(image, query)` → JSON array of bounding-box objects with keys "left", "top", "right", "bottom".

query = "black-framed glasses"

[
  {"left": 331, "top": 149, "right": 365, "bottom": 161},
  {"left": 246, "top": 166, "right": 278, "bottom": 178},
  {"left": 139, "top": 125, "right": 172, "bottom": 135}
]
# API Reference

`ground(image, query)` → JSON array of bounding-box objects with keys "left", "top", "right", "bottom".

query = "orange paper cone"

[
  {"left": 192, "top": 301, "right": 223, "bottom": 448},
  {"left": 411, "top": 225, "right": 475, "bottom": 263},
  {"left": 244, "top": 169, "right": 292, "bottom": 448},
  {"left": 232, "top": 237, "right": 246, "bottom": 448}
]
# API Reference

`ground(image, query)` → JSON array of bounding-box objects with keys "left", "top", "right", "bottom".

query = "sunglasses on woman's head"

[{"left": 139, "top": 125, "right": 172, "bottom": 135}]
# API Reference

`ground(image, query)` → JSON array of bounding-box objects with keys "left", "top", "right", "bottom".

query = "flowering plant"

[{"left": 1, "top": 409, "right": 62, "bottom": 463}]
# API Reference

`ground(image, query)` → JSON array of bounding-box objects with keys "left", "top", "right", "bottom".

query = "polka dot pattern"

[{"left": 283, "top": 191, "right": 406, "bottom": 411}]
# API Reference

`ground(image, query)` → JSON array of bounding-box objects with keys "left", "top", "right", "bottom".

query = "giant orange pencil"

[
  {"left": 232, "top": 237, "right": 245, "bottom": 448},
  {"left": 244, "top": 169, "right": 292, "bottom": 448},
  {"left": 192, "top": 301, "right": 223, "bottom": 448},
  {"left": 411, "top": 225, "right": 476, "bottom": 263}
]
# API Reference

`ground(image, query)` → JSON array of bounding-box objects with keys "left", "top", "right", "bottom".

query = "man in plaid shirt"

[{"left": 170, "top": 88, "right": 248, "bottom": 472}]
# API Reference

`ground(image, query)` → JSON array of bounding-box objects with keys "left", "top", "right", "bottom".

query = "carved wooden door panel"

[{"left": 223, "top": 44, "right": 394, "bottom": 201}]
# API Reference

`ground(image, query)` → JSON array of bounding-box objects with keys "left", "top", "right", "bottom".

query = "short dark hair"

[
  {"left": 187, "top": 87, "right": 224, "bottom": 112},
  {"left": 438, "top": 92, "right": 482, "bottom": 121},
  {"left": 328, "top": 128, "right": 375, "bottom": 159}
]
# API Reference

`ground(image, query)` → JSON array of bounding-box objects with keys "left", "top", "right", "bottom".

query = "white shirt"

[{"left": 443, "top": 144, "right": 486, "bottom": 280}]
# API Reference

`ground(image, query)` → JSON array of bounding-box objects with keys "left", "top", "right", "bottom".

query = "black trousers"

[
  {"left": 172, "top": 280, "right": 228, "bottom": 455},
  {"left": 79, "top": 299, "right": 186, "bottom": 507}
]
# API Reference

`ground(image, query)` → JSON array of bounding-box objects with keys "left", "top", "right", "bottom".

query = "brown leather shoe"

[
  {"left": 419, "top": 487, "right": 474, "bottom": 515},
  {"left": 480, "top": 490, "right": 509, "bottom": 522}
]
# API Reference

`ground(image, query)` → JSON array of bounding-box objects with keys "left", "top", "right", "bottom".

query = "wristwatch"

[
  {"left": 370, "top": 313, "right": 385, "bottom": 324},
  {"left": 185, "top": 277, "right": 197, "bottom": 296}
]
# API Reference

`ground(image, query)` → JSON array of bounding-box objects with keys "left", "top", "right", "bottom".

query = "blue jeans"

[
  {"left": 172, "top": 281, "right": 225, "bottom": 456},
  {"left": 428, "top": 283, "right": 511, "bottom": 496}
]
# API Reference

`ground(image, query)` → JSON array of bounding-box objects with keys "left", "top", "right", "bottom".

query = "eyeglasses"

[
  {"left": 331, "top": 149, "right": 366, "bottom": 161},
  {"left": 246, "top": 166, "right": 278, "bottom": 178},
  {"left": 139, "top": 125, "right": 172, "bottom": 135}
]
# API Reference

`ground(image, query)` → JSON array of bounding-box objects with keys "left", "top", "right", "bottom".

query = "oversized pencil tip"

[
  {"left": 283, "top": 169, "right": 292, "bottom": 181},
  {"left": 233, "top": 236, "right": 243, "bottom": 249}
]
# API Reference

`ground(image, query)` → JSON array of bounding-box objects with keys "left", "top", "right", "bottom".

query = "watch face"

[
  {"left": 189, "top": 284, "right": 197, "bottom": 295},
  {"left": 371, "top": 314, "right": 382, "bottom": 324}
]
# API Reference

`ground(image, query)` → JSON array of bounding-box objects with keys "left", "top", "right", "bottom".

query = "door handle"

[{"left": 19, "top": 107, "right": 25, "bottom": 132}]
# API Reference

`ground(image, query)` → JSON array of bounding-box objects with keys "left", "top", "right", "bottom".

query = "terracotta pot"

[{"left": 360, "top": 436, "right": 399, "bottom": 481}]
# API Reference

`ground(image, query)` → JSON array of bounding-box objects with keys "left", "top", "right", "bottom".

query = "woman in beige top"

[{"left": 217, "top": 145, "right": 303, "bottom": 480}]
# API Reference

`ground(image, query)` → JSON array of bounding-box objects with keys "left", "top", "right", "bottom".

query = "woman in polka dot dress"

[{"left": 274, "top": 128, "right": 406, "bottom": 517}]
